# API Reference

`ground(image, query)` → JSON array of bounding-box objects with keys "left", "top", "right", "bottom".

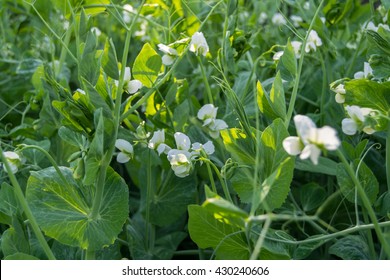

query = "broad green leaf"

[
  {"left": 4, "top": 253, "right": 40, "bottom": 260},
  {"left": 149, "top": 174, "right": 197, "bottom": 227},
  {"left": 256, "top": 230, "right": 294, "bottom": 260},
  {"left": 278, "top": 39, "right": 297, "bottom": 82},
  {"left": 173, "top": 100, "right": 189, "bottom": 131},
  {"left": 341, "top": 139, "right": 368, "bottom": 161},
  {"left": 295, "top": 157, "right": 338, "bottom": 176},
  {"left": 0, "top": 183, "right": 20, "bottom": 218},
  {"left": 81, "top": 78, "right": 113, "bottom": 118},
  {"left": 293, "top": 235, "right": 326, "bottom": 259},
  {"left": 203, "top": 186, "right": 248, "bottom": 228},
  {"left": 344, "top": 79, "right": 390, "bottom": 115},
  {"left": 102, "top": 39, "right": 119, "bottom": 80},
  {"left": 231, "top": 119, "right": 294, "bottom": 211},
  {"left": 299, "top": 183, "right": 327, "bottom": 212},
  {"left": 336, "top": 160, "right": 379, "bottom": 206},
  {"left": 188, "top": 205, "right": 250, "bottom": 260},
  {"left": 269, "top": 72, "right": 286, "bottom": 120},
  {"left": 133, "top": 43, "right": 162, "bottom": 88},
  {"left": 221, "top": 128, "right": 255, "bottom": 164},
  {"left": 376, "top": 191, "right": 390, "bottom": 217},
  {"left": 26, "top": 166, "right": 128, "bottom": 250},
  {"left": 21, "top": 139, "right": 50, "bottom": 165},
  {"left": 329, "top": 235, "right": 370, "bottom": 260},
  {"left": 1, "top": 225, "right": 29, "bottom": 256},
  {"left": 58, "top": 126, "right": 85, "bottom": 148},
  {"left": 53, "top": 0, "right": 109, "bottom": 17},
  {"left": 154, "top": 232, "right": 187, "bottom": 260},
  {"left": 52, "top": 100, "right": 93, "bottom": 134},
  {"left": 381, "top": 0, "right": 390, "bottom": 9}
]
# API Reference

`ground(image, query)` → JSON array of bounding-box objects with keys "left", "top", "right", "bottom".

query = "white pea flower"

[
  {"left": 283, "top": 115, "right": 340, "bottom": 165},
  {"left": 174, "top": 132, "right": 191, "bottom": 151},
  {"left": 303, "top": 2, "right": 310, "bottom": 10},
  {"left": 354, "top": 62, "right": 373, "bottom": 79},
  {"left": 76, "top": 88, "right": 86, "bottom": 95},
  {"left": 366, "top": 21, "right": 378, "bottom": 32},
  {"left": 197, "top": 104, "right": 218, "bottom": 126},
  {"left": 115, "top": 139, "right": 134, "bottom": 163},
  {"left": 115, "top": 67, "right": 143, "bottom": 94},
  {"left": 189, "top": 32, "right": 209, "bottom": 57},
  {"left": 191, "top": 141, "right": 215, "bottom": 158},
  {"left": 331, "top": 84, "right": 346, "bottom": 104},
  {"left": 259, "top": 12, "right": 268, "bottom": 24},
  {"left": 157, "top": 43, "right": 178, "bottom": 66},
  {"left": 91, "top": 27, "right": 102, "bottom": 37},
  {"left": 1, "top": 151, "right": 22, "bottom": 174},
  {"left": 290, "top": 15, "right": 303, "bottom": 27},
  {"left": 148, "top": 130, "right": 171, "bottom": 155},
  {"left": 272, "top": 13, "right": 287, "bottom": 26},
  {"left": 197, "top": 104, "right": 228, "bottom": 138},
  {"left": 291, "top": 41, "right": 302, "bottom": 59},
  {"left": 123, "top": 4, "right": 134, "bottom": 24},
  {"left": 273, "top": 51, "right": 284, "bottom": 61},
  {"left": 341, "top": 106, "right": 376, "bottom": 135},
  {"left": 167, "top": 149, "right": 192, "bottom": 178},
  {"left": 305, "top": 30, "right": 322, "bottom": 53},
  {"left": 208, "top": 119, "right": 228, "bottom": 139}
]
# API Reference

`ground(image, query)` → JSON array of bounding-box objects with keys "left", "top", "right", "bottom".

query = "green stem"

[
  {"left": 250, "top": 217, "right": 271, "bottom": 260},
  {"left": 18, "top": 145, "right": 68, "bottom": 187},
  {"left": 202, "top": 158, "right": 232, "bottom": 203},
  {"left": 85, "top": 249, "right": 96, "bottom": 260},
  {"left": 0, "top": 146, "right": 56, "bottom": 260},
  {"left": 285, "top": 0, "right": 326, "bottom": 127},
  {"left": 318, "top": 51, "right": 327, "bottom": 126},
  {"left": 145, "top": 149, "right": 155, "bottom": 252},
  {"left": 205, "top": 161, "right": 217, "bottom": 193},
  {"left": 197, "top": 56, "right": 213, "bottom": 104},
  {"left": 337, "top": 149, "right": 390, "bottom": 258},
  {"left": 362, "top": 208, "right": 377, "bottom": 259}
]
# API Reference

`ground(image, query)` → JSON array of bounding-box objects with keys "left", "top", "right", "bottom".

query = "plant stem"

[
  {"left": 337, "top": 149, "right": 390, "bottom": 258},
  {"left": 250, "top": 217, "right": 271, "bottom": 260},
  {"left": 197, "top": 56, "right": 213, "bottom": 104},
  {"left": 145, "top": 149, "right": 155, "bottom": 252},
  {"left": 0, "top": 146, "right": 56, "bottom": 260},
  {"left": 362, "top": 208, "right": 377, "bottom": 259},
  {"left": 285, "top": 0, "right": 326, "bottom": 127},
  {"left": 85, "top": 249, "right": 96, "bottom": 260},
  {"left": 205, "top": 161, "right": 217, "bottom": 193},
  {"left": 18, "top": 145, "right": 68, "bottom": 187},
  {"left": 202, "top": 158, "right": 232, "bottom": 203}
]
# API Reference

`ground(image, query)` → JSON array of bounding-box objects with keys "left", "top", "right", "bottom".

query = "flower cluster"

[
  {"left": 283, "top": 115, "right": 340, "bottom": 165},
  {"left": 305, "top": 30, "right": 322, "bottom": 53},
  {"left": 115, "top": 129, "right": 215, "bottom": 178},
  {"left": 197, "top": 104, "right": 228, "bottom": 138},
  {"left": 157, "top": 44, "right": 178, "bottom": 66}
]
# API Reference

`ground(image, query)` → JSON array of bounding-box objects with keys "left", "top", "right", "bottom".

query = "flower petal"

[
  {"left": 197, "top": 104, "right": 217, "bottom": 121},
  {"left": 115, "top": 139, "right": 134, "bottom": 154},
  {"left": 341, "top": 118, "right": 358, "bottom": 135},
  {"left": 162, "top": 54, "right": 175, "bottom": 66},
  {"left": 293, "top": 115, "right": 316, "bottom": 142},
  {"left": 117, "top": 152, "right": 130, "bottom": 163},
  {"left": 317, "top": 126, "right": 340, "bottom": 150},
  {"left": 127, "top": 80, "right": 143, "bottom": 94},
  {"left": 283, "top": 136, "right": 303, "bottom": 155},
  {"left": 174, "top": 132, "right": 191, "bottom": 151},
  {"left": 203, "top": 141, "right": 215, "bottom": 155}
]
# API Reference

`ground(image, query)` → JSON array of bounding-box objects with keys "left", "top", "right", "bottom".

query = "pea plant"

[{"left": 1, "top": 0, "right": 390, "bottom": 260}]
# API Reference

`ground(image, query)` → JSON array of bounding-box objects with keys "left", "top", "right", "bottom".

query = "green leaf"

[
  {"left": 149, "top": 174, "right": 197, "bottom": 227},
  {"left": 329, "top": 235, "right": 370, "bottom": 260},
  {"left": 1, "top": 225, "right": 29, "bottom": 256},
  {"left": 81, "top": 78, "right": 113, "bottom": 118},
  {"left": 295, "top": 157, "right": 338, "bottom": 176},
  {"left": 102, "top": 39, "right": 119, "bottom": 80},
  {"left": 79, "top": 32, "right": 101, "bottom": 86},
  {"left": 4, "top": 253, "right": 40, "bottom": 260},
  {"left": 133, "top": 43, "right": 162, "bottom": 88},
  {"left": 21, "top": 139, "right": 51, "bottom": 165},
  {"left": 278, "top": 39, "right": 297, "bottom": 82},
  {"left": 26, "top": 166, "right": 129, "bottom": 250},
  {"left": 336, "top": 160, "right": 379, "bottom": 206},
  {"left": 345, "top": 79, "right": 390, "bottom": 114},
  {"left": 221, "top": 128, "right": 255, "bottom": 164},
  {"left": 58, "top": 126, "right": 85, "bottom": 148},
  {"left": 188, "top": 205, "right": 250, "bottom": 260},
  {"left": 256, "top": 73, "right": 286, "bottom": 121},
  {"left": 257, "top": 229, "right": 294, "bottom": 260},
  {"left": 231, "top": 119, "right": 294, "bottom": 211},
  {"left": 293, "top": 236, "right": 326, "bottom": 259},
  {"left": 203, "top": 186, "right": 248, "bottom": 228},
  {"left": 0, "top": 183, "right": 20, "bottom": 219},
  {"left": 299, "top": 183, "right": 327, "bottom": 212}
]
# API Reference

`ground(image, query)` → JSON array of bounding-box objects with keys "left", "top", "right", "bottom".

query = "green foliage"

[
  {"left": 329, "top": 235, "right": 370, "bottom": 260},
  {"left": 26, "top": 167, "right": 128, "bottom": 250},
  {"left": 133, "top": 43, "right": 162, "bottom": 88}
]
